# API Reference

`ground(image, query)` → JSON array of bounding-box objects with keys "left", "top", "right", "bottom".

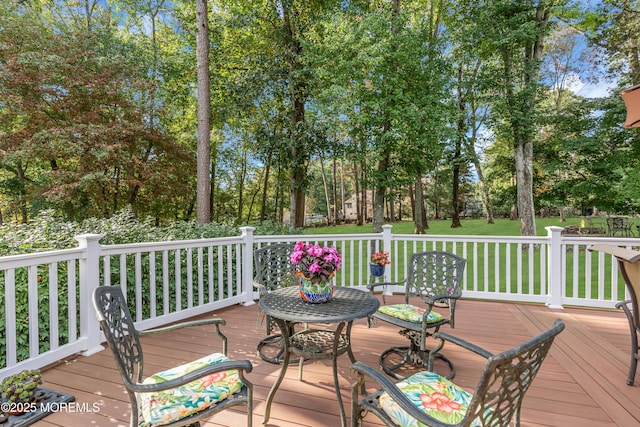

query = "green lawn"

[
  {"left": 304, "top": 217, "right": 624, "bottom": 302},
  {"left": 305, "top": 217, "right": 586, "bottom": 236}
]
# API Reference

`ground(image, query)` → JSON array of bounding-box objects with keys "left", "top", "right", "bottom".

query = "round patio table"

[{"left": 259, "top": 286, "right": 379, "bottom": 427}]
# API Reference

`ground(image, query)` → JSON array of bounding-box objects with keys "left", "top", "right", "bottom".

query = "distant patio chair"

[
  {"left": 607, "top": 217, "right": 633, "bottom": 237},
  {"left": 92, "top": 286, "right": 253, "bottom": 427},
  {"left": 590, "top": 244, "right": 640, "bottom": 385},
  {"left": 351, "top": 319, "right": 565, "bottom": 427},
  {"left": 253, "top": 243, "right": 298, "bottom": 364}
]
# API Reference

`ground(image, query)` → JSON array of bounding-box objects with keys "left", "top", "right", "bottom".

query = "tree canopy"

[{"left": 0, "top": 0, "right": 638, "bottom": 233}]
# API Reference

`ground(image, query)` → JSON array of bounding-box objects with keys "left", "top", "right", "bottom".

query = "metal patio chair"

[
  {"left": 590, "top": 243, "right": 640, "bottom": 385},
  {"left": 253, "top": 243, "right": 299, "bottom": 364},
  {"left": 92, "top": 286, "right": 253, "bottom": 427},
  {"left": 368, "top": 251, "right": 466, "bottom": 379},
  {"left": 351, "top": 319, "right": 565, "bottom": 427},
  {"left": 607, "top": 217, "right": 633, "bottom": 237}
]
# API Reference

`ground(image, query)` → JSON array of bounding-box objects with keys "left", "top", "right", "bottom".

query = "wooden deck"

[{"left": 33, "top": 294, "right": 640, "bottom": 427}]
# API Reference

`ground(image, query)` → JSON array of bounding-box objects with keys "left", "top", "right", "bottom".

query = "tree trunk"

[
  {"left": 433, "top": 172, "right": 440, "bottom": 219},
  {"left": 339, "top": 158, "right": 345, "bottom": 222},
  {"left": 373, "top": 150, "right": 389, "bottom": 233},
  {"left": 319, "top": 154, "right": 331, "bottom": 225},
  {"left": 16, "top": 160, "right": 28, "bottom": 223},
  {"left": 360, "top": 160, "right": 367, "bottom": 225},
  {"left": 237, "top": 149, "right": 247, "bottom": 220},
  {"left": 413, "top": 177, "right": 425, "bottom": 234},
  {"left": 195, "top": 0, "right": 211, "bottom": 224},
  {"left": 475, "top": 160, "right": 494, "bottom": 224},
  {"left": 515, "top": 137, "right": 536, "bottom": 235},
  {"left": 260, "top": 151, "right": 272, "bottom": 223},
  {"left": 451, "top": 69, "right": 464, "bottom": 228},
  {"left": 409, "top": 182, "right": 415, "bottom": 222},
  {"left": 283, "top": 2, "right": 307, "bottom": 230},
  {"left": 451, "top": 137, "right": 462, "bottom": 228},
  {"left": 332, "top": 154, "right": 338, "bottom": 225},
  {"left": 353, "top": 160, "right": 362, "bottom": 225}
]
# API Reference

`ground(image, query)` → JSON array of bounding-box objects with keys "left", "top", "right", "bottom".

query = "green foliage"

[{"left": 0, "top": 208, "right": 297, "bottom": 368}]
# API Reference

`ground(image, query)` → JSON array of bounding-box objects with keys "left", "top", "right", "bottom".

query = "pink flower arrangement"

[
  {"left": 370, "top": 252, "right": 391, "bottom": 266},
  {"left": 290, "top": 242, "right": 341, "bottom": 283}
]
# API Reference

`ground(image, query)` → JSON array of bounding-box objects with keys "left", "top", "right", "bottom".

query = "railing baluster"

[{"left": 2, "top": 223, "right": 638, "bottom": 375}]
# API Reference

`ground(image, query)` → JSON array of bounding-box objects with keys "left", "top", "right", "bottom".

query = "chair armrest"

[
  {"left": 139, "top": 318, "right": 228, "bottom": 355},
  {"left": 425, "top": 289, "right": 462, "bottom": 305},
  {"left": 253, "top": 279, "right": 268, "bottom": 296},
  {"left": 616, "top": 299, "right": 632, "bottom": 310},
  {"left": 139, "top": 318, "right": 226, "bottom": 336},
  {"left": 127, "top": 359, "right": 253, "bottom": 394},
  {"left": 432, "top": 331, "right": 494, "bottom": 359},
  {"left": 351, "top": 362, "right": 450, "bottom": 427},
  {"left": 367, "top": 280, "right": 405, "bottom": 293}
]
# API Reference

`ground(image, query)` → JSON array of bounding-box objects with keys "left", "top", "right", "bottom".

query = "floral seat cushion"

[
  {"left": 378, "top": 304, "right": 445, "bottom": 324},
  {"left": 138, "top": 353, "right": 243, "bottom": 427},
  {"left": 379, "top": 370, "right": 483, "bottom": 427}
]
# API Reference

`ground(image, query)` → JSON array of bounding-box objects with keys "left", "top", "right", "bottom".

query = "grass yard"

[
  {"left": 303, "top": 216, "right": 626, "bottom": 302},
  {"left": 304, "top": 216, "right": 587, "bottom": 236}
]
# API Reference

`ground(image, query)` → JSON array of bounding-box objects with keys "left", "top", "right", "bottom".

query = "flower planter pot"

[
  {"left": 297, "top": 272, "right": 334, "bottom": 303},
  {"left": 369, "top": 263, "right": 385, "bottom": 277}
]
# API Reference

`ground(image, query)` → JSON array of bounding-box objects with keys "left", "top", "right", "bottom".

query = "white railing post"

[
  {"left": 75, "top": 233, "right": 106, "bottom": 356},
  {"left": 546, "top": 226, "right": 565, "bottom": 309},
  {"left": 240, "top": 226, "right": 256, "bottom": 306},
  {"left": 382, "top": 224, "right": 393, "bottom": 295}
]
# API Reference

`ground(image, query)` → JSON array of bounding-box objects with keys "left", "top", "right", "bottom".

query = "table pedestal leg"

[
  {"left": 333, "top": 322, "right": 346, "bottom": 427},
  {"left": 262, "top": 317, "right": 292, "bottom": 425}
]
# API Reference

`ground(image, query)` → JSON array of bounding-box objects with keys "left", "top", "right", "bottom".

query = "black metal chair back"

[
  {"left": 369, "top": 251, "right": 466, "bottom": 379},
  {"left": 405, "top": 251, "right": 466, "bottom": 326},
  {"left": 466, "top": 319, "right": 564, "bottom": 425},
  {"left": 93, "top": 286, "right": 144, "bottom": 387},
  {"left": 253, "top": 243, "right": 296, "bottom": 296},
  {"left": 93, "top": 285, "right": 253, "bottom": 426},
  {"left": 351, "top": 319, "right": 565, "bottom": 427},
  {"left": 253, "top": 243, "right": 297, "bottom": 364}
]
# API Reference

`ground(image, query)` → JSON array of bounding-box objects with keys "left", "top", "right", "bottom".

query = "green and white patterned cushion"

[
  {"left": 379, "top": 370, "right": 482, "bottom": 427},
  {"left": 378, "top": 304, "right": 445, "bottom": 324},
  {"left": 137, "top": 353, "right": 243, "bottom": 427}
]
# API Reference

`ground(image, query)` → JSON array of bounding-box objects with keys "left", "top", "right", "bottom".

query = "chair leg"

[
  {"left": 627, "top": 354, "right": 638, "bottom": 386},
  {"left": 351, "top": 377, "right": 364, "bottom": 427},
  {"left": 618, "top": 302, "right": 640, "bottom": 386},
  {"left": 379, "top": 329, "right": 455, "bottom": 380},
  {"left": 627, "top": 328, "right": 639, "bottom": 386}
]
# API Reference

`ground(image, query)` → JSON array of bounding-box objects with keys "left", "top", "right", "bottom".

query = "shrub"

[{"left": 0, "top": 208, "right": 297, "bottom": 368}]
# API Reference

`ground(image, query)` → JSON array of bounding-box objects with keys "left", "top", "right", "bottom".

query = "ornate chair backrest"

[
  {"left": 405, "top": 251, "right": 466, "bottom": 302},
  {"left": 253, "top": 243, "right": 296, "bottom": 295},
  {"left": 610, "top": 217, "right": 625, "bottom": 230},
  {"left": 465, "top": 319, "right": 565, "bottom": 426},
  {"left": 92, "top": 286, "right": 144, "bottom": 388}
]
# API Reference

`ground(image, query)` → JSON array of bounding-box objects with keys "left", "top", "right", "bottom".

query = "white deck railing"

[{"left": 1, "top": 224, "right": 637, "bottom": 376}]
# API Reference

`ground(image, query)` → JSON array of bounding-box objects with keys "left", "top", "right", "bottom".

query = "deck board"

[{"left": 31, "top": 295, "right": 640, "bottom": 426}]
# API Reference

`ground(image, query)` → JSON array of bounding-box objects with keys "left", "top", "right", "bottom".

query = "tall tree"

[
  {"left": 479, "top": 0, "right": 561, "bottom": 236},
  {"left": 195, "top": 0, "right": 211, "bottom": 223}
]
